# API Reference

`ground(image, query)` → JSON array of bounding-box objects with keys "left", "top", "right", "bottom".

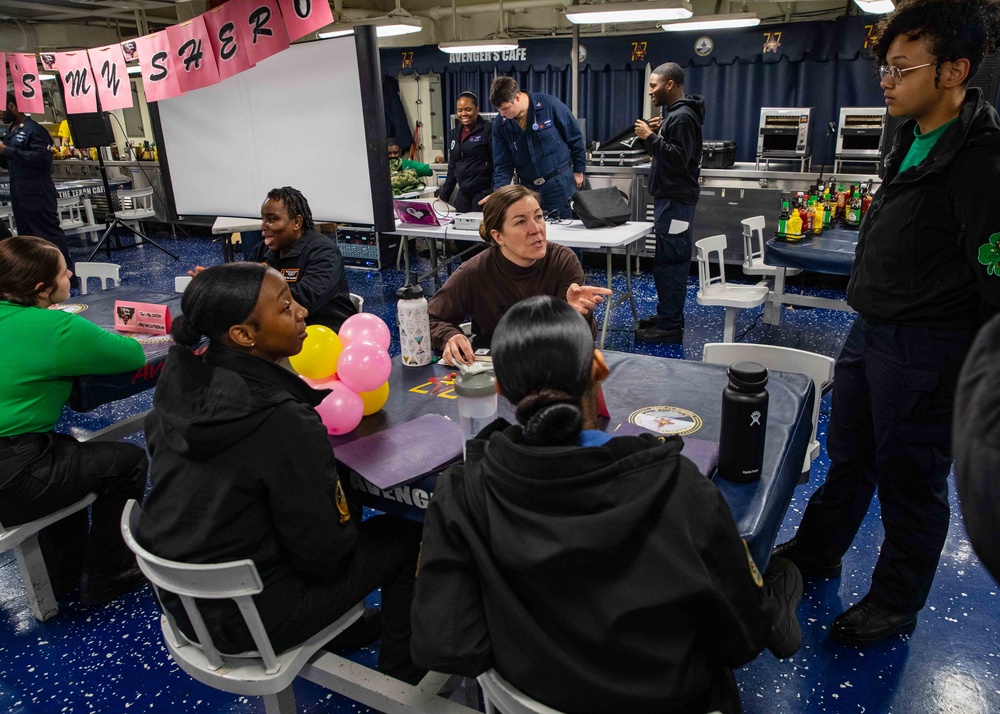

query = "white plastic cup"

[{"left": 454, "top": 372, "right": 498, "bottom": 457}]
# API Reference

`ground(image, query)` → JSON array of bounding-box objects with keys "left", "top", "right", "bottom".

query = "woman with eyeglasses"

[{"left": 774, "top": 0, "right": 1000, "bottom": 647}]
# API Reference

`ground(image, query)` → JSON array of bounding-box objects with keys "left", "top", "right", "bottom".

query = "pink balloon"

[
  {"left": 337, "top": 340, "right": 392, "bottom": 393},
  {"left": 315, "top": 381, "right": 364, "bottom": 435},
  {"left": 338, "top": 313, "right": 392, "bottom": 351},
  {"left": 300, "top": 374, "right": 339, "bottom": 390}
]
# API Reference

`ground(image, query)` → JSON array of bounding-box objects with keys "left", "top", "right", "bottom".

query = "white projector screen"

[{"left": 156, "top": 37, "right": 377, "bottom": 224}]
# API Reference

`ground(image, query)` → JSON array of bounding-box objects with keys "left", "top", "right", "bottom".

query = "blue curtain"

[{"left": 579, "top": 66, "right": 646, "bottom": 146}]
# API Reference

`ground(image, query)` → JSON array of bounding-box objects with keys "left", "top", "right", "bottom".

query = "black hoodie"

[
  {"left": 646, "top": 94, "right": 705, "bottom": 205},
  {"left": 411, "top": 421, "right": 771, "bottom": 714},
  {"left": 848, "top": 88, "right": 1000, "bottom": 328},
  {"left": 141, "top": 345, "right": 358, "bottom": 652}
]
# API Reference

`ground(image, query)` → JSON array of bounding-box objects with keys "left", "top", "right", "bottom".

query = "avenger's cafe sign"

[{"left": 447, "top": 46, "right": 528, "bottom": 63}]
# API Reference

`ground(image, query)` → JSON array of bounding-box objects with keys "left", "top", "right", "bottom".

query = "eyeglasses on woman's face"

[{"left": 878, "top": 62, "right": 936, "bottom": 84}]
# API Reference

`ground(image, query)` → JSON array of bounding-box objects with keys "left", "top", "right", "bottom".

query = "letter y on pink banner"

[
  {"left": 8, "top": 54, "right": 44, "bottom": 114},
  {"left": 277, "top": 0, "right": 334, "bottom": 41},
  {"left": 54, "top": 51, "right": 98, "bottom": 114},
  {"left": 88, "top": 43, "right": 132, "bottom": 111},
  {"left": 167, "top": 15, "right": 222, "bottom": 92},
  {"left": 135, "top": 31, "right": 184, "bottom": 102}
]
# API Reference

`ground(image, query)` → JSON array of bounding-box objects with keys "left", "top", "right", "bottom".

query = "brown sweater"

[{"left": 428, "top": 243, "right": 589, "bottom": 350}]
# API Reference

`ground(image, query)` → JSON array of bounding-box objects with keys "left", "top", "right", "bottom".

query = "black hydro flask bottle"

[{"left": 718, "top": 361, "right": 769, "bottom": 483}]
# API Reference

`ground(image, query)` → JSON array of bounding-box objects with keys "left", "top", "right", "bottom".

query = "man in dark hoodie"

[
  {"left": 774, "top": 0, "right": 1000, "bottom": 646},
  {"left": 633, "top": 63, "right": 705, "bottom": 344}
]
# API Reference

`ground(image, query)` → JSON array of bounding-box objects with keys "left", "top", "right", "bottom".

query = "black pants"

[
  {"left": 231, "top": 515, "right": 424, "bottom": 682},
  {"left": 794, "top": 317, "right": 974, "bottom": 611},
  {"left": 11, "top": 182, "right": 74, "bottom": 271},
  {"left": 452, "top": 188, "right": 490, "bottom": 213},
  {"left": 0, "top": 432, "right": 148, "bottom": 585}
]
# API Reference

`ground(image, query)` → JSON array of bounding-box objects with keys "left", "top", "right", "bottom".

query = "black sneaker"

[
  {"left": 764, "top": 556, "right": 803, "bottom": 659},
  {"left": 323, "top": 607, "right": 382, "bottom": 653},
  {"left": 637, "top": 316, "right": 658, "bottom": 330},
  {"left": 634, "top": 326, "right": 684, "bottom": 344},
  {"left": 772, "top": 536, "right": 842, "bottom": 579},
  {"left": 80, "top": 565, "right": 146, "bottom": 607},
  {"left": 830, "top": 596, "right": 918, "bottom": 646}
]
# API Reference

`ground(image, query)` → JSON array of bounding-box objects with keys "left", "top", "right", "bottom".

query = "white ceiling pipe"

[{"left": 418, "top": 0, "right": 571, "bottom": 22}]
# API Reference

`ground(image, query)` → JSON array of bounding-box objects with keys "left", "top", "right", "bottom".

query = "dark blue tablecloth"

[
  {"left": 334, "top": 352, "right": 814, "bottom": 569},
  {"left": 67, "top": 289, "right": 183, "bottom": 411},
  {"left": 764, "top": 227, "right": 859, "bottom": 276}
]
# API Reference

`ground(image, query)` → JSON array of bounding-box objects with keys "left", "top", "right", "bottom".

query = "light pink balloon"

[
  {"left": 338, "top": 313, "right": 392, "bottom": 351},
  {"left": 300, "top": 374, "right": 339, "bottom": 390},
  {"left": 315, "top": 381, "right": 364, "bottom": 435},
  {"left": 337, "top": 340, "right": 392, "bottom": 393}
]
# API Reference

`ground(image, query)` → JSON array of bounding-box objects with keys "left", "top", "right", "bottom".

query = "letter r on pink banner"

[
  {"left": 277, "top": 0, "right": 334, "bottom": 41},
  {"left": 88, "top": 44, "right": 133, "bottom": 111}
]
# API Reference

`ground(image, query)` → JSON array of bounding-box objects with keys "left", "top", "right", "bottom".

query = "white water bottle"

[{"left": 397, "top": 285, "right": 431, "bottom": 366}]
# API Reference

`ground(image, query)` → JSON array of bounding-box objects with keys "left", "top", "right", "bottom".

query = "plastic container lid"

[
  {"left": 727, "top": 361, "right": 769, "bottom": 391},
  {"left": 454, "top": 371, "right": 497, "bottom": 398},
  {"left": 396, "top": 285, "right": 425, "bottom": 300}
]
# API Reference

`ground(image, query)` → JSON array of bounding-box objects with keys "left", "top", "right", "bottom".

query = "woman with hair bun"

[
  {"left": 140, "top": 263, "right": 424, "bottom": 683},
  {"left": 427, "top": 184, "right": 611, "bottom": 366},
  {"left": 412, "top": 294, "right": 804, "bottom": 714},
  {"left": 0, "top": 235, "right": 147, "bottom": 606}
]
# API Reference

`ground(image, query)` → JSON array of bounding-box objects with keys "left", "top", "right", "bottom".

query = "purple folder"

[
  {"left": 334, "top": 414, "right": 464, "bottom": 490},
  {"left": 612, "top": 423, "right": 720, "bottom": 478}
]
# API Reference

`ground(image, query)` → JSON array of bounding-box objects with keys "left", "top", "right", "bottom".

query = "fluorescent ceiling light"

[
  {"left": 40, "top": 73, "right": 57, "bottom": 81},
  {"left": 660, "top": 12, "right": 760, "bottom": 31},
  {"left": 318, "top": 15, "right": 422, "bottom": 39},
  {"left": 853, "top": 0, "right": 894, "bottom": 13},
  {"left": 565, "top": 1, "right": 692, "bottom": 25},
  {"left": 127, "top": 65, "right": 143, "bottom": 75},
  {"left": 439, "top": 38, "right": 520, "bottom": 53}
]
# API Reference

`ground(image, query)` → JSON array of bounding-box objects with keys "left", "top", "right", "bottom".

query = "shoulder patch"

[
  {"left": 744, "top": 540, "right": 764, "bottom": 588},
  {"left": 978, "top": 233, "right": 1000, "bottom": 275}
]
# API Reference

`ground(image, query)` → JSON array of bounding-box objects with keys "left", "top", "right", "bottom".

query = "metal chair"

[
  {"left": 695, "top": 234, "right": 769, "bottom": 342},
  {"left": 75, "top": 262, "right": 121, "bottom": 294},
  {"left": 120, "top": 500, "right": 365, "bottom": 714},
  {"left": 0, "top": 494, "right": 97, "bottom": 621},
  {"left": 703, "top": 342, "right": 835, "bottom": 477},
  {"left": 740, "top": 216, "right": 802, "bottom": 279}
]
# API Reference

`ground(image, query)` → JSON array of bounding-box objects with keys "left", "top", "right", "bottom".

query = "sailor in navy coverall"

[
  {"left": 489, "top": 78, "right": 586, "bottom": 219},
  {"left": 0, "top": 92, "right": 73, "bottom": 269}
]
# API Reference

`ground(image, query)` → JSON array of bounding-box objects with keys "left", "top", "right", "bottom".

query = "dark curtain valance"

[{"left": 380, "top": 15, "right": 878, "bottom": 75}]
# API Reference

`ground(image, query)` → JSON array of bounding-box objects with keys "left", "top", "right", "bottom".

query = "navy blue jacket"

[
  {"left": 491, "top": 93, "right": 586, "bottom": 190},
  {"left": 440, "top": 116, "right": 492, "bottom": 202},
  {"left": 2, "top": 117, "right": 57, "bottom": 206},
  {"left": 646, "top": 95, "right": 705, "bottom": 205}
]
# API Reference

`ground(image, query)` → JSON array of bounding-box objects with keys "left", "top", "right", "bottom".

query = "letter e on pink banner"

[
  {"left": 54, "top": 51, "right": 98, "bottom": 114},
  {"left": 88, "top": 44, "right": 132, "bottom": 111},
  {"left": 277, "top": 0, "right": 334, "bottom": 41},
  {"left": 203, "top": 5, "right": 254, "bottom": 81},
  {"left": 8, "top": 54, "right": 44, "bottom": 114},
  {"left": 135, "top": 32, "right": 183, "bottom": 102},
  {"left": 234, "top": 0, "right": 290, "bottom": 65},
  {"left": 167, "top": 15, "right": 221, "bottom": 93}
]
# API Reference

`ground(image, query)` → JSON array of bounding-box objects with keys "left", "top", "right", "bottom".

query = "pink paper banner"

[
  {"left": 203, "top": 4, "right": 254, "bottom": 82},
  {"left": 88, "top": 43, "right": 132, "bottom": 111},
  {"left": 167, "top": 15, "right": 221, "bottom": 93},
  {"left": 0, "top": 54, "right": 6, "bottom": 108},
  {"left": 277, "top": 0, "right": 334, "bottom": 41},
  {"left": 8, "top": 53, "right": 44, "bottom": 114},
  {"left": 135, "top": 32, "right": 184, "bottom": 103},
  {"left": 235, "top": 0, "right": 290, "bottom": 66},
  {"left": 54, "top": 51, "right": 98, "bottom": 114}
]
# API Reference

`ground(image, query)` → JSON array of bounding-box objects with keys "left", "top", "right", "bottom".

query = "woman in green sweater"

[{"left": 0, "top": 236, "right": 148, "bottom": 606}]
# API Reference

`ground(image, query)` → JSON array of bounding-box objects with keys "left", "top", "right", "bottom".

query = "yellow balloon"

[
  {"left": 358, "top": 381, "right": 390, "bottom": 416},
  {"left": 289, "top": 325, "right": 343, "bottom": 380}
]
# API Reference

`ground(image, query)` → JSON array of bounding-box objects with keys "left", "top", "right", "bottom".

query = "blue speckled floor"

[{"left": 1, "top": 231, "right": 996, "bottom": 713}]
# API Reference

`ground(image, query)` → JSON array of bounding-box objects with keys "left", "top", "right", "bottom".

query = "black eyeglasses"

[{"left": 878, "top": 62, "right": 935, "bottom": 83}]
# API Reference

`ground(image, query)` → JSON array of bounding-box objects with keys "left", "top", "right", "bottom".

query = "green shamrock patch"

[{"left": 979, "top": 233, "right": 1000, "bottom": 276}]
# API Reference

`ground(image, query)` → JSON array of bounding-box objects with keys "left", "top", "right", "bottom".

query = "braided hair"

[
  {"left": 492, "top": 295, "right": 596, "bottom": 446},
  {"left": 266, "top": 186, "right": 315, "bottom": 232}
]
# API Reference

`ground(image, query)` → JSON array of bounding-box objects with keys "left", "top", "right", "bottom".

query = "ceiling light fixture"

[
  {"left": 318, "top": 15, "right": 423, "bottom": 39},
  {"left": 660, "top": 12, "right": 760, "bottom": 31},
  {"left": 853, "top": 0, "right": 895, "bottom": 14},
  {"left": 565, "top": 1, "right": 693, "bottom": 25},
  {"left": 439, "top": 38, "right": 520, "bottom": 53}
]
